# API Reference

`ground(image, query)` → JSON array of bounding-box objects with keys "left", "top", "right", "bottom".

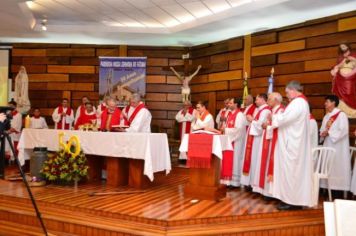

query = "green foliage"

[{"left": 41, "top": 148, "right": 89, "bottom": 182}]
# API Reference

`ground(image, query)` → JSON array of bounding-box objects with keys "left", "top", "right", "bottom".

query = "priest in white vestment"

[
  {"left": 320, "top": 95, "right": 351, "bottom": 192},
  {"left": 241, "top": 93, "right": 271, "bottom": 187},
  {"left": 220, "top": 97, "right": 246, "bottom": 187},
  {"left": 52, "top": 98, "right": 74, "bottom": 130},
  {"left": 216, "top": 98, "right": 230, "bottom": 129},
  {"left": 30, "top": 108, "right": 48, "bottom": 129},
  {"left": 253, "top": 92, "right": 284, "bottom": 197},
  {"left": 121, "top": 93, "right": 152, "bottom": 133},
  {"left": 191, "top": 101, "right": 214, "bottom": 131},
  {"left": 175, "top": 101, "right": 196, "bottom": 139},
  {"left": 271, "top": 81, "right": 313, "bottom": 209}
]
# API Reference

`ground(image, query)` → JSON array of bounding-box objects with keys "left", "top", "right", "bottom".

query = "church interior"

[{"left": 0, "top": 0, "right": 356, "bottom": 235}]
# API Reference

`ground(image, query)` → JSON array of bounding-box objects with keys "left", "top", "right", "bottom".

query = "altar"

[{"left": 17, "top": 129, "right": 171, "bottom": 187}]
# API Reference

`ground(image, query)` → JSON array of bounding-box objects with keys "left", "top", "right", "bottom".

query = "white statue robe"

[
  {"left": 221, "top": 111, "right": 246, "bottom": 186},
  {"left": 191, "top": 113, "right": 214, "bottom": 131},
  {"left": 125, "top": 105, "right": 152, "bottom": 133},
  {"left": 271, "top": 96, "right": 313, "bottom": 207},
  {"left": 310, "top": 118, "right": 319, "bottom": 151},
  {"left": 241, "top": 104, "right": 271, "bottom": 186},
  {"left": 52, "top": 107, "right": 74, "bottom": 130},
  {"left": 320, "top": 108, "right": 351, "bottom": 191},
  {"left": 252, "top": 104, "right": 284, "bottom": 196},
  {"left": 30, "top": 117, "right": 48, "bottom": 129}
]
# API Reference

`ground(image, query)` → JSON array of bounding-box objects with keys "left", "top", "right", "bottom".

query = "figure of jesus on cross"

[{"left": 170, "top": 65, "right": 202, "bottom": 102}]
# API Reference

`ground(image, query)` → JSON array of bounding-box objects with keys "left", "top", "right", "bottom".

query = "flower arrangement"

[{"left": 41, "top": 134, "right": 88, "bottom": 183}]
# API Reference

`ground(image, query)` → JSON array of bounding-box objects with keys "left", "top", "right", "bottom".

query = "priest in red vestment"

[
  {"left": 100, "top": 98, "right": 122, "bottom": 132},
  {"left": 74, "top": 102, "right": 97, "bottom": 130}
]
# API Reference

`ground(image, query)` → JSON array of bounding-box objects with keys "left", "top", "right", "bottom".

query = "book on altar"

[
  {"left": 111, "top": 125, "right": 129, "bottom": 128},
  {"left": 191, "top": 130, "right": 219, "bottom": 135}
]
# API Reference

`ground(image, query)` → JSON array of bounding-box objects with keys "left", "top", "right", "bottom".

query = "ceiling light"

[
  {"left": 26, "top": 0, "right": 34, "bottom": 9},
  {"left": 41, "top": 19, "right": 47, "bottom": 31}
]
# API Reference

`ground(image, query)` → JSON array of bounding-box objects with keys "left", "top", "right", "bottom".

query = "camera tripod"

[{"left": 0, "top": 131, "right": 48, "bottom": 236}]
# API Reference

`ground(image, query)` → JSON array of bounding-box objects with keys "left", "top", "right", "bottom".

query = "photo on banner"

[
  {"left": 99, "top": 57, "right": 146, "bottom": 107},
  {"left": 0, "top": 50, "right": 9, "bottom": 106}
]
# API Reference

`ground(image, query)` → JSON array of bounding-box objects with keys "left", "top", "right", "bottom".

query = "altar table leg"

[
  {"left": 184, "top": 155, "right": 226, "bottom": 201},
  {"left": 106, "top": 157, "right": 129, "bottom": 187},
  {"left": 128, "top": 159, "right": 151, "bottom": 189},
  {"left": 86, "top": 155, "right": 103, "bottom": 182}
]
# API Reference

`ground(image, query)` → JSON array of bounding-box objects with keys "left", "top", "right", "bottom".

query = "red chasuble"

[
  {"left": 125, "top": 103, "right": 146, "bottom": 126},
  {"left": 242, "top": 106, "right": 270, "bottom": 175},
  {"left": 56, "top": 106, "right": 72, "bottom": 130},
  {"left": 178, "top": 107, "right": 194, "bottom": 139},
  {"left": 259, "top": 105, "right": 284, "bottom": 188},
  {"left": 221, "top": 109, "right": 240, "bottom": 180},
  {"left": 100, "top": 108, "right": 121, "bottom": 131},
  {"left": 74, "top": 112, "right": 97, "bottom": 130}
]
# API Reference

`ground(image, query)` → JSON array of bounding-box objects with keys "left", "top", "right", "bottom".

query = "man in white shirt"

[
  {"left": 320, "top": 95, "right": 351, "bottom": 195},
  {"left": 241, "top": 93, "right": 271, "bottom": 187},
  {"left": 120, "top": 93, "right": 152, "bottom": 133},
  {"left": 30, "top": 108, "right": 48, "bottom": 129},
  {"left": 52, "top": 98, "right": 74, "bottom": 130}
]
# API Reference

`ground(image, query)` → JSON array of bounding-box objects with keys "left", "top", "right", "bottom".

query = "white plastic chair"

[{"left": 312, "top": 146, "right": 336, "bottom": 203}]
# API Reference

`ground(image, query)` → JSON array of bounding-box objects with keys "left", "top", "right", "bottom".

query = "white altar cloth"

[{"left": 17, "top": 128, "right": 171, "bottom": 181}]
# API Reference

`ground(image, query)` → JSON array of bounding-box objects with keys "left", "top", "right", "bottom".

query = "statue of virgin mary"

[{"left": 14, "top": 66, "right": 31, "bottom": 113}]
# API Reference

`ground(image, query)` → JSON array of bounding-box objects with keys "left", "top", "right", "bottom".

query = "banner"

[
  {"left": 0, "top": 50, "right": 9, "bottom": 106},
  {"left": 99, "top": 57, "right": 146, "bottom": 106}
]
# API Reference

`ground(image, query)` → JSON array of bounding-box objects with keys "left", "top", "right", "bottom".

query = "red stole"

[
  {"left": 310, "top": 114, "right": 315, "bottom": 120},
  {"left": 221, "top": 109, "right": 240, "bottom": 180},
  {"left": 178, "top": 107, "right": 194, "bottom": 139},
  {"left": 127, "top": 103, "right": 145, "bottom": 125},
  {"left": 122, "top": 105, "right": 131, "bottom": 126},
  {"left": 75, "top": 112, "right": 97, "bottom": 130},
  {"left": 218, "top": 109, "right": 230, "bottom": 129},
  {"left": 187, "top": 134, "right": 214, "bottom": 168},
  {"left": 244, "top": 104, "right": 257, "bottom": 117},
  {"left": 100, "top": 108, "right": 121, "bottom": 131},
  {"left": 259, "top": 105, "right": 284, "bottom": 187},
  {"left": 57, "top": 106, "right": 72, "bottom": 130},
  {"left": 326, "top": 110, "right": 341, "bottom": 130},
  {"left": 242, "top": 105, "right": 270, "bottom": 175}
]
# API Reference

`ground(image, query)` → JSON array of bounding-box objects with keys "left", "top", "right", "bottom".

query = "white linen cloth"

[
  {"left": 17, "top": 128, "right": 171, "bottom": 181},
  {"left": 179, "top": 133, "right": 233, "bottom": 160}
]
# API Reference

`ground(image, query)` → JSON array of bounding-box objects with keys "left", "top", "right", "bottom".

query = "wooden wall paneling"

[
  {"left": 46, "top": 48, "right": 95, "bottom": 57},
  {"left": 71, "top": 91, "right": 99, "bottom": 100},
  {"left": 169, "top": 59, "right": 184, "bottom": 66},
  {"left": 147, "top": 58, "right": 169, "bottom": 66},
  {"left": 167, "top": 93, "right": 182, "bottom": 102},
  {"left": 48, "top": 65, "right": 95, "bottom": 74},
  {"left": 11, "top": 65, "right": 46, "bottom": 73},
  {"left": 304, "top": 58, "right": 336, "bottom": 72},
  {"left": 278, "top": 21, "right": 338, "bottom": 42},
  {"left": 190, "top": 74, "right": 208, "bottom": 85},
  {"left": 46, "top": 82, "right": 94, "bottom": 91},
  {"left": 229, "top": 60, "right": 244, "bottom": 70},
  {"left": 71, "top": 57, "right": 99, "bottom": 65},
  {"left": 338, "top": 16, "right": 356, "bottom": 31},
  {"left": 251, "top": 40, "right": 305, "bottom": 57},
  {"left": 146, "top": 93, "right": 167, "bottom": 101},
  {"left": 12, "top": 49, "right": 46, "bottom": 57},
  {"left": 62, "top": 91, "right": 71, "bottom": 101},
  {"left": 251, "top": 32, "right": 277, "bottom": 47},
  {"left": 208, "top": 92, "right": 216, "bottom": 117},
  {"left": 251, "top": 54, "right": 276, "bottom": 67},
  {"left": 208, "top": 70, "right": 242, "bottom": 82},
  {"left": 190, "top": 81, "right": 228, "bottom": 93},
  {"left": 210, "top": 51, "right": 243, "bottom": 64},
  {"left": 306, "top": 30, "right": 356, "bottom": 48},
  {"left": 146, "top": 75, "right": 166, "bottom": 84},
  {"left": 96, "top": 48, "right": 119, "bottom": 57},
  {"left": 190, "top": 38, "right": 243, "bottom": 58},
  {"left": 191, "top": 92, "right": 209, "bottom": 103},
  {"left": 146, "top": 84, "right": 180, "bottom": 93},
  {"left": 166, "top": 75, "right": 181, "bottom": 84},
  {"left": 28, "top": 74, "right": 69, "bottom": 82},
  {"left": 278, "top": 47, "right": 338, "bottom": 63},
  {"left": 146, "top": 101, "right": 181, "bottom": 111},
  {"left": 70, "top": 74, "right": 98, "bottom": 83},
  {"left": 216, "top": 90, "right": 241, "bottom": 100},
  {"left": 22, "top": 57, "right": 70, "bottom": 65},
  {"left": 251, "top": 62, "right": 305, "bottom": 78}
]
